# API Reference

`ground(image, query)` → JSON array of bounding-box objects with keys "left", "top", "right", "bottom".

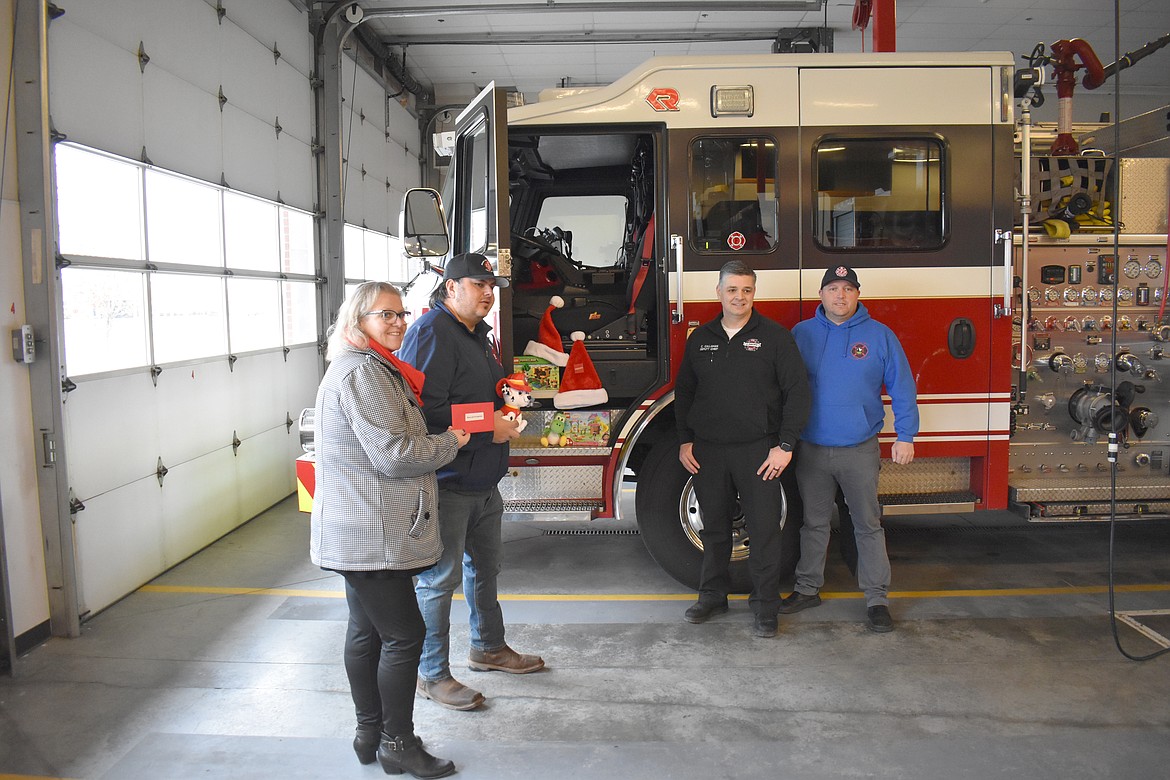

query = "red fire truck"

[{"left": 304, "top": 51, "right": 1169, "bottom": 591}]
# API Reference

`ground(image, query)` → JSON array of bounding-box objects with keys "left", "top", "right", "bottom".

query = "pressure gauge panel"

[
  {"left": 1063, "top": 287, "right": 1081, "bottom": 304},
  {"left": 1146, "top": 259, "right": 1162, "bottom": 279},
  {"left": 1118, "top": 286, "right": 1134, "bottom": 303},
  {"left": 1124, "top": 258, "right": 1142, "bottom": 279},
  {"left": 1044, "top": 287, "right": 1060, "bottom": 303},
  {"left": 1027, "top": 286, "right": 1041, "bottom": 303}
]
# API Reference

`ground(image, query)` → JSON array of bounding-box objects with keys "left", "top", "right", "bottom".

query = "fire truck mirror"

[{"left": 948, "top": 318, "right": 976, "bottom": 359}]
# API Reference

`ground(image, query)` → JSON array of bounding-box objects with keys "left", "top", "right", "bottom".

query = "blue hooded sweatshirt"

[{"left": 792, "top": 301, "right": 919, "bottom": 448}]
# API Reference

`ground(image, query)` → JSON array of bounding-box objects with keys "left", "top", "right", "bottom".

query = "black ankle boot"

[
  {"left": 377, "top": 733, "right": 455, "bottom": 778},
  {"left": 353, "top": 725, "right": 380, "bottom": 765}
]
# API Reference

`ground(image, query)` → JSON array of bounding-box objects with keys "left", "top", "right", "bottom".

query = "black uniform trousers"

[
  {"left": 691, "top": 436, "right": 784, "bottom": 617},
  {"left": 341, "top": 571, "right": 426, "bottom": 738}
]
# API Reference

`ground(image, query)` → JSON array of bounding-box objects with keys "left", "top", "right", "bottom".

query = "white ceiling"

[{"left": 347, "top": 0, "right": 1170, "bottom": 122}]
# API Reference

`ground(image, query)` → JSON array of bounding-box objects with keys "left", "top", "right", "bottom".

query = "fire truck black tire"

[{"left": 635, "top": 436, "right": 800, "bottom": 594}]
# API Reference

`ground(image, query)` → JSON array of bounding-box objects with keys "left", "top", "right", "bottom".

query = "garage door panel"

[
  {"left": 142, "top": 66, "right": 222, "bottom": 187},
  {"left": 73, "top": 477, "right": 165, "bottom": 617},
  {"left": 231, "top": 351, "right": 289, "bottom": 440},
  {"left": 64, "top": 374, "right": 161, "bottom": 501},
  {"left": 48, "top": 20, "right": 144, "bottom": 160},
  {"left": 222, "top": 104, "right": 279, "bottom": 201},
  {"left": 161, "top": 448, "right": 242, "bottom": 566},
  {"left": 219, "top": 22, "right": 278, "bottom": 124},
  {"left": 236, "top": 426, "right": 297, "bottom": 521},
  {"left": 154, "top": 360, "right": 236, "bottom": 467}
]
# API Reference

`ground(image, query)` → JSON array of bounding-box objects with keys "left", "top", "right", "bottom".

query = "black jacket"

[
  {"left": 398, "top": 302, "right": 508, "bottom": 492},
  {"left": 675, "top": 309, "right": 810, "bottom": 448}
]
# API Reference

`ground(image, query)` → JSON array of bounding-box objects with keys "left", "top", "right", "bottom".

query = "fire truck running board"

[
  {"left": 503, "top": 498, "right": 604, "bottom": 523},
  {"left": 880, "top": 492, "right": 978, "bottom": 515}
]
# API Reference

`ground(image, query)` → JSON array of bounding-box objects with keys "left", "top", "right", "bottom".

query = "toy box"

[
  {"left": 514, "top": 355, "right": 560, "bottom": 398},
  {"left": 563, "top": 410, "right": 611, "bottom": 446}
]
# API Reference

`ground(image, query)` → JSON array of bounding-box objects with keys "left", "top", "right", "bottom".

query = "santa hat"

[
  {"left": 524, "top": 295, "right": 569, "bottom": 367},
  {"left": 553, "top": 332, "right": 608, "bottom": 409}
]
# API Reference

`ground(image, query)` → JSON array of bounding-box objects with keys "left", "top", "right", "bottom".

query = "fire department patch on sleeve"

[{"left": 850, "top": 342, "right": 869, "bottom": 359}]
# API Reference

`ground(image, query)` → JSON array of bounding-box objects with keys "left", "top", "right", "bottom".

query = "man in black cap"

[
  {"left": 781, "top": 265, "right": 919, "bottom": 633},
  {"left": 398, "top": 252, "right": 544, "bottom": 712}
]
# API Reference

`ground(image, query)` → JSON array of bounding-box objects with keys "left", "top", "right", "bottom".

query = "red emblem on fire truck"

[
  {"left": 727, "top": 231, "right": 746, "bottom": 251},
  {"left": 645, "top": 88, "right": 680, "bottom": 112},
  {"left": 850, "top": 342, "right": 869, "bottom": 359}
]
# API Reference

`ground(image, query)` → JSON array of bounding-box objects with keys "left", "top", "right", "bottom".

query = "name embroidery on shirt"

[
  {"left": 699, "top": 344, "right": 720, "bottom": 352},
  {"left": 850, "top": 342, "right": 869, "bottom": 359},
  {"left": 742, "top": 338, "right": 762, "bottom": 352}
]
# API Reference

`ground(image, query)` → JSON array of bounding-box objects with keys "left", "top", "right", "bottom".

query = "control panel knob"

[
  {"left": 1131, "top": 407, "right": 1159, "bottom": 437},
  {"left": 1049, "top": 353, "right": 1073, "bottom": 374},
  {"left": 1116, "top": 352, "right": 1144, "bottom": 375}
]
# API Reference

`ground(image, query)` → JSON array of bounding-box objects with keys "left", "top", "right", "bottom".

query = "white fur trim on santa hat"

[
  {"left": 553, "top": 387, "right": 608, "bottom": 409},
  {"left": 553, "top": 331, "right": 608, "bottom": 409},
  {"left": 523, "top": 340, "right": 569, "bottom": 366}
]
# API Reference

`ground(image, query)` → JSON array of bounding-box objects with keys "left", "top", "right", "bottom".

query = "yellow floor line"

[{"left": 138, "top": 582, "right": 1170, "bottom": 601}]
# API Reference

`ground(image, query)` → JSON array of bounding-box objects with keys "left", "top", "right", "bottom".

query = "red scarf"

[{"left": 367, "top": 341, "right": 426, "bottom": 406}]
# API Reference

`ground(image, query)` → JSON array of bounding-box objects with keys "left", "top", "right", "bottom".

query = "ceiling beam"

[
  {"left": 353, "top": 1, "right": 823, "bottom": 20},
  {"left": 376, "top": 29, "right": 792, "bottom": 46}
]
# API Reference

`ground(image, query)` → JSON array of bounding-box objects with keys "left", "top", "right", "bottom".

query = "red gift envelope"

[{"left": 451, "top": 402, "right": 495, "bottom": 433}]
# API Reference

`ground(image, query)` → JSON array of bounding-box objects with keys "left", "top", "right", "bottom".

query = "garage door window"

[{"left": 54, "top": 143, "right": 319, "bottom": 378}]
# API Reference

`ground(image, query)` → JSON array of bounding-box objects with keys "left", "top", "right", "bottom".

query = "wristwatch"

[{"left": 778, "top": 442, "right": 793, "bottom": 452}]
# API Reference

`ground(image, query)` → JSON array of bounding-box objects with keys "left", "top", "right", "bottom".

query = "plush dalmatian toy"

[{"left": 496, "top": 372, "right": 534, "bottom": 433}]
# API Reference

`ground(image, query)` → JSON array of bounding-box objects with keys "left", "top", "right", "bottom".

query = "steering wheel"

[{"left": 510, "top": 230, "right": 586, "bottom": 287}]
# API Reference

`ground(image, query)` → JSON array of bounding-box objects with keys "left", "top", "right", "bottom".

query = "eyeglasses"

[{"left": 362, "top": 309, "right": 412, "bottom": 324}]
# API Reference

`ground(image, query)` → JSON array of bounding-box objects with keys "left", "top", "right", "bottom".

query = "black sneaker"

[
  {"left": 867, "top": 605, "right": 894, "bottom": 633},
  {"left": 752, "top": 614, "right": 778, "bottom": 638},
  {"left": 684, "top": 601, "right": 728, "bottom": 624},
  {"left": 778, "top": 591, "right": 822, "bottom": 614}
]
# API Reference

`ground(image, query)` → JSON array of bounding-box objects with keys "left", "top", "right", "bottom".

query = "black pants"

[
  {"left": 341, "top": 571, "right": 426, "bottom": 737},
  {"left": 691, "top": 437, "right": 784, "bottom": 617}
]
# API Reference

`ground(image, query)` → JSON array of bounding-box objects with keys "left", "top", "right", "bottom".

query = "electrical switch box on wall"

[{"left": 10, "top": 325, "right": 35, "bottom": 364}]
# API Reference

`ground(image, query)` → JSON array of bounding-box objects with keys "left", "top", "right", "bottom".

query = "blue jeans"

[
  {"left": 794, "top": 437, "right": 890, "bottom": 607},
  {"left": 416, "top": 486, "right": 507, "bottom": 681}
]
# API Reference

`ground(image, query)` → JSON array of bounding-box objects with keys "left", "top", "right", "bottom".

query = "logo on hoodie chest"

[
  {"left": 850, "top": 342, "right": 869, "bottom": 359},
  {"left": 742, "top": 338, "right": 762, "bottom": 352}
]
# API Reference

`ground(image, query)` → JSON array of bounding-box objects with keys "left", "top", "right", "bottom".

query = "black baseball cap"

[
  {"left": 820, "top": 265, "right": 861, "bottom": 290},
  {"left": 441, "top": 252, "right": 510, "bottom": 288}
]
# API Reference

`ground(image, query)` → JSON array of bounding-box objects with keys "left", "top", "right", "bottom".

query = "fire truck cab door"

[{"left": 451, "top": 83, "right": 513, "bottom": 359}]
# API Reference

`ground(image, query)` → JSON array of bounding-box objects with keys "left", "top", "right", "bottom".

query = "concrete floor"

[{"left": 3, "top": 490, "right": 1170, "bottom": 779}]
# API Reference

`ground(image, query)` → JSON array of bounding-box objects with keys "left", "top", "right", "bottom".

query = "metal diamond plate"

[
  {"left": 498, "top": 465, "right": 604, "bottom": 502},
  {"left": 1120, "top": 158, "right": 1170, "bottom": 233},
  {"left": 877, "top": 457, "right": 970, "bottom": 495}
]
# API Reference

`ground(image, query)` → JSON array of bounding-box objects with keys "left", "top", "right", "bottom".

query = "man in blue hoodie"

[
  {"left": 398, "top": 253, "right": 544, "bottom": 712},
  {"left": 781, "top": 265, "right": 918, "bottom": 633}
]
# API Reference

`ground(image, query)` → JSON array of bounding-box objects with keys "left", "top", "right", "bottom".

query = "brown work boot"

[
  {"left": 416, "top": 675, "right": 485, "bottom": 711},
  {"left": 467, "top": 644, "right": 545, "bottom": 674}
]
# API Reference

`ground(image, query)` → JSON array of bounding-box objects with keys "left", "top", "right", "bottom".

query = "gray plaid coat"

[{"left": 310, "top": 346, "right": 460, "bottom": 571}]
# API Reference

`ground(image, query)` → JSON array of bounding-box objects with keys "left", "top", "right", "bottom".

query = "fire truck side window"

[
  {"left": 814, "top": 138, "right": 945, "bottom": 251},
  {"left": 688, "top": 137, "right": 779, "bottom": 253}
]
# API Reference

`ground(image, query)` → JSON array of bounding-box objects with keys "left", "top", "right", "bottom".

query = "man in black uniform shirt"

[{"left": 674, "top": 260, "right": 811, "bottom": 638}]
